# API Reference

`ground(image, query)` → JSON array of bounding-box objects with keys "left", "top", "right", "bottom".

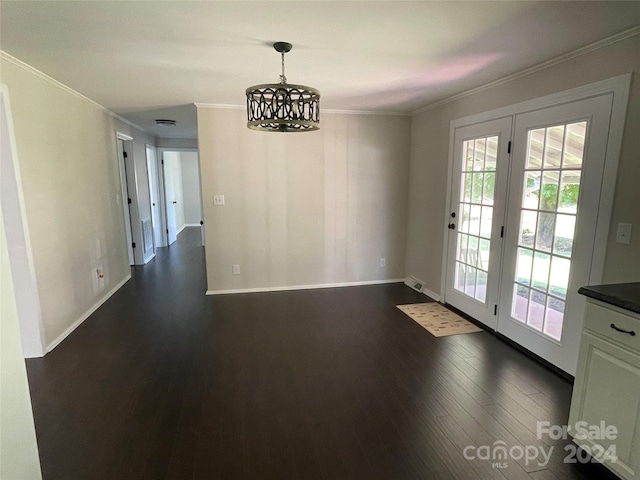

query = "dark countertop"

[{"left": 578, "top": 282, "right": 640, "bottom": 315}]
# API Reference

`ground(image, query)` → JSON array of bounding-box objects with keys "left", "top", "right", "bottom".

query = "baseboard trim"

[
  {"left": 206, "top": 278, "right": 405, "bottom": 295},
  {"left": 176, "top": 224, "right": 186, "bottom": 235},
  {"left": 421, "top": 287, "right": 440, "bottom": 302},
  {"left": 404, "top": 276, "right": 440, "bottom": 301},
  {"left": 45, "top": 275, "right": 131, "bottom": 353},
  {"left": 143, "top": 252, "right": 156, "bottom": 265},
  {"left": 184, "top": 223, "right": 201, "bottom": 228}
]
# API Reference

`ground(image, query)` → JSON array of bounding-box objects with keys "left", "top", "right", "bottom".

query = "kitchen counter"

[{"left": 578, "top": 282, "right": 640, "bottom": 315}]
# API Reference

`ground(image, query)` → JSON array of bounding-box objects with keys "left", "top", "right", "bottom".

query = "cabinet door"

[{"left": 569, "top": 331, "right": 640, "bottom": 479}]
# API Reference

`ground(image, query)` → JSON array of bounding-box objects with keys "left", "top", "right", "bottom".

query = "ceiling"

[{"left": 1, "top": 1, "right": 639, "bottom": 139}]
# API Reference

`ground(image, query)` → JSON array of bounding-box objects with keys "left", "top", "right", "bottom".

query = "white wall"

[
  {"left": 0, "top": 53, "right": 154, "bottom": 351},
  {"left": 405, "top": 34, "right": 640, "bottom": 295},
  {"left": 156, "top": 137, "right": 198, "bottom": 149},
  {"left": 197, "top": 108, "right": 411, "bottom": 293},
  {"left": 180, "top": 151, "right": 202, "bottom": 225},
  {"left": 0, "top": 206, "right": 42, "bottom": 480}
]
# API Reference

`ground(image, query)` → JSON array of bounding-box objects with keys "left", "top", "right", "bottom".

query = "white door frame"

[
  {"left": 441, "top": 74, "right": 631, "bottom": 306},
  {"left": 0, "top": 84, "right": 45, "bottom": 358}
]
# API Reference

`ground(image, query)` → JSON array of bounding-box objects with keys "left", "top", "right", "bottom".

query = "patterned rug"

[{"left": 396, "top": 303, "right": 483, "bottom": 337}]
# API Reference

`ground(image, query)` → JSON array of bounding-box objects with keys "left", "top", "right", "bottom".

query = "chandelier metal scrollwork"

[{"left": 246, "top": 42, "right": 320, "bottom": 132}]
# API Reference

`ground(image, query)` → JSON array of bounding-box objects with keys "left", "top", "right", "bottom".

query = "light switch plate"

[
  {"left": 213, "top": 195, "right": 225, "bottom": 206},
  {"left": 616, "top": 223, "right": 632, "bottom": 244}
]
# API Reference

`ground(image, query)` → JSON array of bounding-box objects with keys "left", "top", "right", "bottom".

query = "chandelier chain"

[{"left": 280, "top": 52, "right": 287, "bottom": 84}]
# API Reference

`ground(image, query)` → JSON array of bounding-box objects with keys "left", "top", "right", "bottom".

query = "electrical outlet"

[
  {"left": 213, "top": 195, "right": 225, "bottom": 206},
  {"left": 616, "top": 223, "right": 632, "bottom": 244},
  {"left": 232, "top": 264, "right": 240, "bottom": 275},
  {"left": 379, "top": 258, "right": 386, "bottom": 268}
]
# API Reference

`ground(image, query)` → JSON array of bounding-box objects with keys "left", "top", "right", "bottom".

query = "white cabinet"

[{"left": 569, "top": 300, "right": 640, "bottom": 479}]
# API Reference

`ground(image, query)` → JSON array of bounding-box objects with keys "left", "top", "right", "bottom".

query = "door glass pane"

[
  {"left": 562, "top": 122, "right": 586, "bottom": 168},
  {"left": 540, "top": 172, "right": 559, "bottom": 211},
  {"left": 461, "top": 173, "right": 472, "bottom": 203},
  {"left": 476, "top": 270, "right": 488, "bottom": 302},
  {"left": 535, "top": 212, "right": 555, "bottom": 252},
  {"left": 486, "top": 137, "right": 498, "bottom": 170},
  {"left": 543, "top": 126, "right": 564, "bottom": 168},
  {"left": 478, "top": 238, "right": 490, "bottom": 270},
  {"left": 526, "top": 129, "right": 544, "bottom": 169},
  {"left": 515, "top": 247, "right": 533, "bottom": 286},
  {"left": 559, "top": 171, "right": 580, "bottom": 213},
  {"left": 519, "top": 210, "right": 537, "bottom": 248},
  {"left": 527, "top": 290, "right": 546, "bottom": 331},
  {"left": 465, "top": 267, "right": 477, "bottom": 297},
  {"left": 483, "top": 172, "right": 496, "bottom": 204},
  {"left": 510, "top": 121, "right": 587, "bottom": 342},
  {"left": 553, "top": 214, "right": 576, "bottom": 257},
  {"left": 474, "top": 137, "right": 486, "bottom": 170},
  {"left": 465, "top": 141, "right": 475, "bottom": 171},
  {"left": 469, "top": 205, "right": 481, "bottom": 236},
  {"left": 544, "top": 297, "right": 565, "bottom": 341},
  {"left": 454, "top": 135, "right": 499, "bottom": 303},
  {"left": 471, "top": 173, "right": 484, "bottom": 203},
  {"left": 532, "top": 252, "right": 550, "bottom": 291},
  {"left": 512, "top": 285, "right": 529, "bottom": 322},
  {"left": 549, "top": 256, "right": 570, "bottom": 299},
  {"left": 480, "top": 206, "right": 493, "bottom": 239},
  {"left": 523, "top": 171, "right": 541, "bottom": 209}
]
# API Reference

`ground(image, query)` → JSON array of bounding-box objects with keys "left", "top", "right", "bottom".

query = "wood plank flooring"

[{"left": 25, "top": 227, "right": 619, "bottom": 480}]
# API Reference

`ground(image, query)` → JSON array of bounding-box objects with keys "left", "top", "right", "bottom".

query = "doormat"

[{"left": 396, "top": 303, "right": 483, "bottom": 337}]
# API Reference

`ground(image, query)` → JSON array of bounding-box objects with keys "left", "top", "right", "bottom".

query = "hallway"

[{"left": 25, "top": 227, "right": 615, "bottom": 480}]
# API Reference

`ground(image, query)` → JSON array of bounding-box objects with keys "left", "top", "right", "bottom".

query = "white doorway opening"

[{"left": 159, "top": 149, "right": 204, "bottom": 247}]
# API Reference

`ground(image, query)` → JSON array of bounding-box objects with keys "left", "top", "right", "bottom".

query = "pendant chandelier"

[{"left": 246, "top": 42, "right": 320, "bottom": 132}]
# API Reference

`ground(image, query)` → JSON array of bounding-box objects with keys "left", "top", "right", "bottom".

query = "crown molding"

[
  {"left": 411, "top": 25, "right": 640, "bottom": 116},
  {"left": 0, "top": 50, "right": 147, "bottom": 133},
  {"left": 194, "top": 102, "right": 408, "bottom": 117},
  {"left": 193, "top": 103, "right": 244, "bottom": 110},
  {"left": 322, "top": 108, "right": 409, "bottom": 117}
]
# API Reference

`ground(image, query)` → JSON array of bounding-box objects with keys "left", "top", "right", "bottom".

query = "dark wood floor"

[{"left": 26, "top": 227, "right": 618, "bottom": 480}]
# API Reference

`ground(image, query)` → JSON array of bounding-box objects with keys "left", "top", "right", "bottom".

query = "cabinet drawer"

[{"left": 584, "top": 302, "right": 640, "bottom": 352}]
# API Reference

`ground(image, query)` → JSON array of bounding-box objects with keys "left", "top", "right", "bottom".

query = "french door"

[
  {"left": 445, "top": 94, "right": 615, "bottom": 374},
  {"left": 445, "top": 118, "right": 512, "bottom": 329},
  {"left": 497, "top": 94, "right": 613, "bottom": 373}
]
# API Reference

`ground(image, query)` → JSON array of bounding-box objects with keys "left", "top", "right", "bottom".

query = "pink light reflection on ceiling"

[{"left": 328, "top": 52, "right": 505, "bottom": 110}]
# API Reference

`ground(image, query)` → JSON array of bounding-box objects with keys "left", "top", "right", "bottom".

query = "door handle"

[{"left": 448, "top": 223, "right": 455, "bottom": 230}]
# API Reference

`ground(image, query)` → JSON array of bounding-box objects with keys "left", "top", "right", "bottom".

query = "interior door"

[
  {"left": 497, "top": 94, "right": 614, "bottom": 374},
  {"left": 118, "top": 139, "right": 135, "bottom": 265},
  {"left": 146, "top": 146, "right": 162, "bottom": 251},
  {"left": 163, "top": 154, "right": 178, "bottom": 245},
  {"left": 444, "top": 117, "right": 512, "bottom": 329}
]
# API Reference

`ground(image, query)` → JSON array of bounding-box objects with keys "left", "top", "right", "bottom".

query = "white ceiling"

[{"left": 1, "top": 1, "right": 639, "bottom": 139}]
